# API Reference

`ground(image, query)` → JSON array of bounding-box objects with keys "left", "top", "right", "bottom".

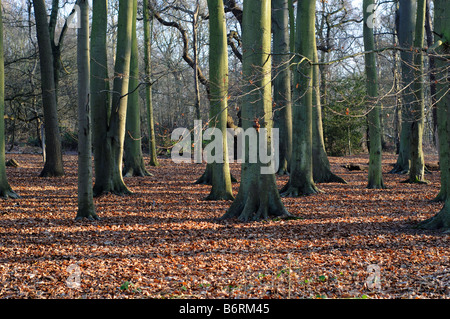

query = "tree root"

[
  {"left": 416, "top": 207, "right": 450, "bottom": 232},
  {"left": 0, "top": 189, "right": 20, "bottom": 199}
]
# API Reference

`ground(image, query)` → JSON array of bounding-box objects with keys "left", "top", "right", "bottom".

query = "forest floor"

[{"left": 0, "top": 152, "right": 449, "bottom": 299}]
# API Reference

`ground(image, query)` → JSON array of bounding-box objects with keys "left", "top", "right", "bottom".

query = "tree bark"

[
  {"left": 123, "top": 0, "right": 151, "bottom": 177},
  {"left": 143, "top": 0, "right": 159, "bottom": 167},
  {"left": 272, "top": 0, "right": 292, "bottom": 176},
  {"left": 280, "top": 0, "right": 320, "bottom": 196},
  {"left": 205, "top": 0, "right": 234, "bottom": 201},
  {"left": 418, "top": 0, "right": 450, "bottom": 231},
  {"left": 312, "top": 38, "right": 346, "bottom": 184},
  {"left": 390, "top": 0, "right": 416, "bottom": 175},
  {"left": 91, "top": 0, "right": 112, "bottom": 196},
  {"left": 221, "top": 0, "right": 290, "bottom": 221},
  {"left": 0, "top": 0, "right": 18, "bottom": 199},
  {"left": 363, "top": 0, "right": 385, "bottom": 189},
  {"left": 33, "top": 0, "right": 65, "bottom": 177},
  {"left": 406, "top": 0, "right": 427, "bottom": 184},
  {"left": 75, "top": 0, "right": 97, "bottom": 220},
  {"left": 93, "top": 0, "right": 134, "bottom": 196}
]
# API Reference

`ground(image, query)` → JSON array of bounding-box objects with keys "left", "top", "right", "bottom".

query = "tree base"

[
  {"left": 205, "top": 190, "right": 234, "bottom": 201},
  {"left": 123, "top": 166, "right": 152, "bottom": 178},
  {"left": 39, "top": 167, "right": 65, "bottom": 178},
  {"left": 221, "top": 186, "right": 291, "bottom": 222},
  {"left": 400, "top": 177, "right": 429, "bottom": 184},
  {"left": 280, "top": 181, "right": 321, "bottom": 197},
  {"left": 431, "top": 190, "right": 446, "bottom": 203},
  {"left": 75, "top": 212, "right": 99, "bottom": 221},
  {"left": 0, "top": 189, "right": 20, "bottom": 199},
  {"left": 149, "top": 159, "right": 160, "bottom": 167},
  {"left": 93, "top": 180, "right": 133, "bottom": 197},
  {"left": 195, "top": 166, "right": 237, "bottom": 185},
  {"left": 388, "top": 166, "right": 409, "bottom": 175},
  {"left": 416, "top": 206, "right": 450, "bottom": 232},
  {"left": 314, "top": 170, "right": 347, "bottom": 184}
]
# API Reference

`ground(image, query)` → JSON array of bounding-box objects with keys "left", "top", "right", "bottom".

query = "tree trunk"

[
  {"left": 93, "top": 0, "right": 134, "bottom": 196},
  {"left": 33, "top": 0, "right": 65, "bottom": 177},
  {"left": 75, "top": 0, "right": 97, "bottom": 220},
  {"left": 123, "top": 0, "right": 151, "bottom": 177},
  {"left": 280, "top": 0, "right": 319, "bottom": 196},
  {"left": 390, "top": 0, "right": 416, "bottom": 174},
  {"left": 364, "top": 0, "right": 385, "bottom": 189},
  {"left": 91, "top": 0, "right": 112, "bottom": 196},
  {"left": 272, "top": 0, "right": 292, "bottom": 176},
  {"left": 406, "top": 0, "right": 427, "bottom": 184},
  {"left": 312, "top": 34, "right": 346, "bottom": 184},
  {"left": 205, "top": 0, "right": 234, "bottom": 201},
  {"left": 418, "top": 0, "right": 450, "bottom": 231},
  {"left": 143, "top": 0, "right": 159, "bottom": 167},
  {"left": 0, "top": 0, "right": 18, "bottom": 199},
  {"left": 221, "top": 0, "right": 290, "bottom": 221}
]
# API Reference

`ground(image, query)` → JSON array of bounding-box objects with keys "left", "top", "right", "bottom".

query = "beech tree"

[
  {"left": 272, "top": 0, "right": 292, "bottom": 176},
  {"left": 92, "top": 0, "right": 134, "bottom": 196},
  {"left": 390, "top": 0, "right": 416, "bottom": 175},
  {"left": 123, "top": 0, "right": 150, "bottom": 177},
  {"left": 418, "top": 0, "right": 450, "bottom": 231},
  {"left": 0, "top": 0, "right": 18, "bottom": 199},
  {"left": 312, "top": 26, "right": 346, "bottom": 184},
  {"left": 363, "top": 0, "right": 384, "bottom": 189},
  {"left": 280, "top": 0, "right": 319, "bottom": 196},
  {"left": 32, "top": 0, "right": 65, "bottom": 177},
  {"left": 143, "top": 0, "right": 159, "bottom": 167},
  {"left": 406, "top": 0, "right": 426, "bottom": 184},
  {"left": 221, "top": 0, "right": 290, "bottom": 221},
  {"left": 75, "top": 0, "right": 96, "bottom": 220},
  {"left": 204, "top": 0, "right": 234, "bottom": 200}
]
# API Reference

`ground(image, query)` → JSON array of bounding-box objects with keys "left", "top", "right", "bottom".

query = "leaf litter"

[{"left": 0, "top": 153, "right": 449, "bottom": 299}]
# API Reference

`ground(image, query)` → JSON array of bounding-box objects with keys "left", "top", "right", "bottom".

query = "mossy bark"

[
  {"left": 75, "top": 0, "right": 97, "bottom": 220},
  {"left": 33, "top": 0, "right": 65, "bottom": 178},
  {"left": 272, "top": 0, "right": 292, "bottom": 176},
  {"left": 221, "top": 0, "right": 290, "bottom": 221},
  {"left": 92, "top": 0, "right": 133, "bottom": 196},
  {"left": 312, "top": 34, "right": 346, "bottom": 184},
  {"left": 0, "top": 0, "right": 18, "bottom": 199},
  {"left": 405, "top": 0, "right": 427, "bottom": 184},
  {"left": 143, "top": 0, "right": 159, "bottom": 167},
  {"left": 363, "top": 0, "right": 385, "bottom": 189},
  {"left": 417, "top": 0, "right": 450, "bottom": 231},
  {"left": 123, "top": 0, "right": 151, "bottom": 178},
  {"left": 390, "top": 0, "right": 416, "bottom": 175},
  {"left": 281, "top": 0, "right": 320, "bottom": 196},
  {"left": 204, "top": 0, "right": 234, "bottom": 201}
]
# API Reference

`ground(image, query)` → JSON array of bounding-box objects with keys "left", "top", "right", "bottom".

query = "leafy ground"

[{"left": 0, "top": 152, "right": 449, "bottom": 299}]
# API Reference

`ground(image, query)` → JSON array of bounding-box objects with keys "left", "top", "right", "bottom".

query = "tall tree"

[
  {"left": 280, "top": 0, "right": 320, "bottom": 196},
  {"left": 221, "top": 0, "right": 290, "bottom": 221},
  {"left": 143, "top": 0, "right": 159, "bottom": 167},
  {"left": 0, "top": 0, "right": 18, "bottom": 199},
  {"left": 92, "top": 0, "right": 134, "bottom": 196},
  {"left": 32, "top": 0, "right": 65, "bottom": 177},
  {"left": 91, "top": 0, "right": 111, "bottom": 196},
  {"left": 123, "top": 0, "right": 151, "bottom": 177},
  {"left": 363, "top": 0, "right": 385, "bottom": 189},
  {"left": 272, "top": 0, "right": 292, "bottom": 176},
  {"left": 390, "top": 0, "right": 416, "bottom": 174},
  {"left": 312, "top": 38, "right": 346, "bottom": 184},
  {"left": 406, "top": 0, "right": 427, "bottom": 183},
  {"left": 418, "top": 0, "right": 450, "bottom": 231},
  {"left": 205, "top": 0, "right": 234, "bottom": 200},
  {"left": 75, "top": 0, "right": 97, "bottom": 220}
]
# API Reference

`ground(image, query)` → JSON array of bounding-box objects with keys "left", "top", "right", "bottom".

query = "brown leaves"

[{"left": 0, "top": 153, "right": 448, "bottom": 299}]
